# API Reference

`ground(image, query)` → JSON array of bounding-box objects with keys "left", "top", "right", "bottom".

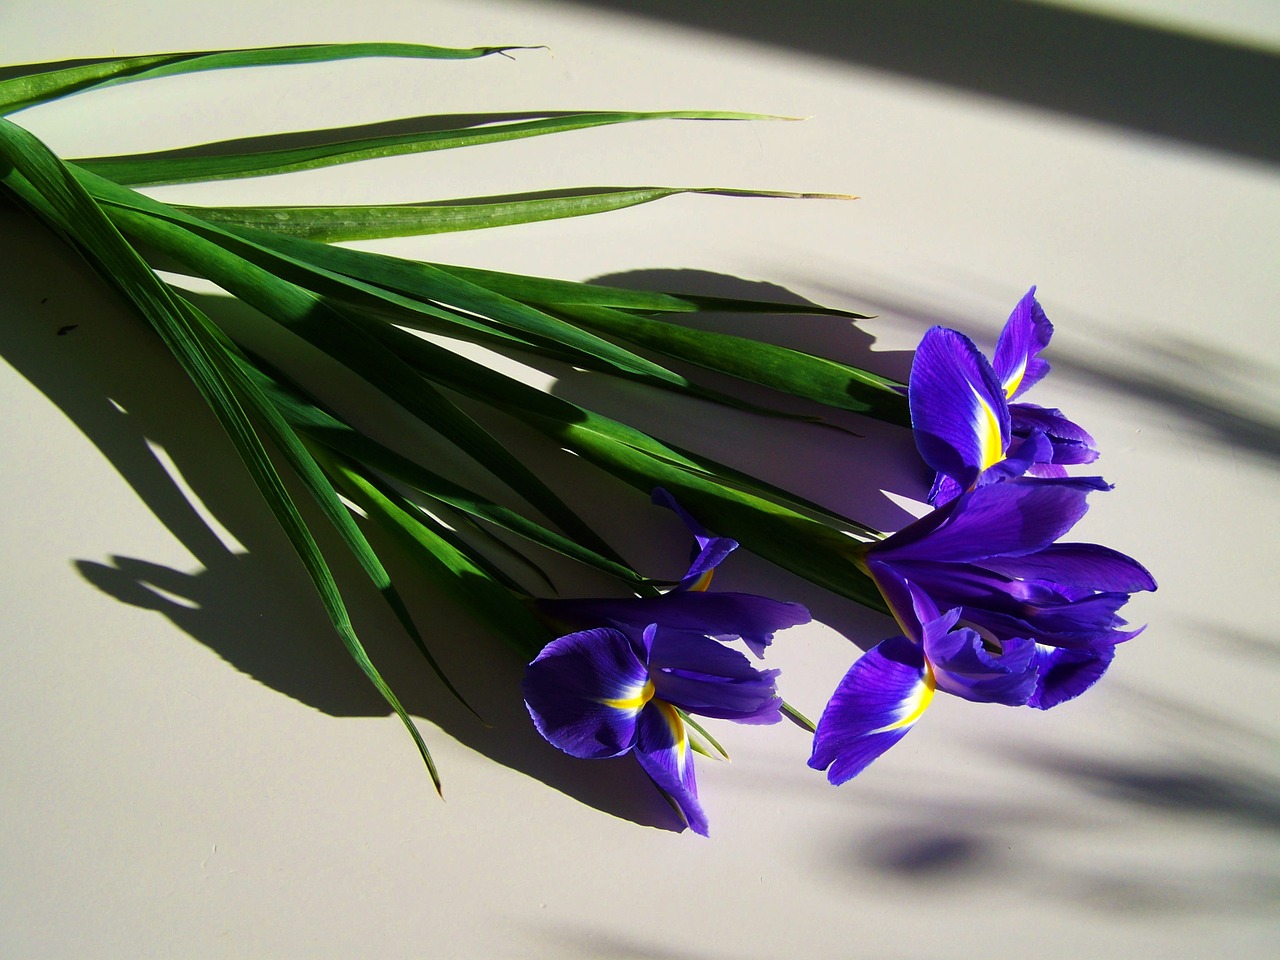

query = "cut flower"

[
  {"left": 810, "top": 477, "right": 1155, "bottom": 783},
  {"left": 524, "top": 621, "right": 782, "bottom": 835},
  {"left": 525, "top": 490, "right": 808, "bottom": 833},
  {"left": 911, "top": 288, "right": 1099, "bottom": 505}
]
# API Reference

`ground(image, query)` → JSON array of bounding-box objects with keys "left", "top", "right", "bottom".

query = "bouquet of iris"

[{"left": 0, "top": 43, "right": 1154, "bottom": 835}]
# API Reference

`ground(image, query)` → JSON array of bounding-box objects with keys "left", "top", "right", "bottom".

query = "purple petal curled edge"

[
  {"left": 522, "top": 627, "right": 649, "bottom": 759},
  {"left": 1009, "top": 403, "right": 1098, "bottom": 465},
  {"left": 634, "top": 699, "right": 708, "bottom": 836},
  {"left": 992, "top": 287, "right": 1053, "bottom": 400},
  {"left": 648, "top": 628, "right": 782, "bottom": 723},
  {"left": 925, "top": 622, "right": 1039, "bottom": 706},
  {"left": 809, "top": 635, "right": 933, "bottom": 784},
  {"left": 910, "top": 326, "right": 1010, "bottom": 490},
  {"left": 1029, "top": 643, "right": 1117, "bottom": 709},
  {"left": 538, "top": 591, "right": 811, "bottom": 658}
]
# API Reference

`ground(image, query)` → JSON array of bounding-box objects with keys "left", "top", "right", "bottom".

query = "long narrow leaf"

[
  {"left": 75, "top": 111, "right": 791, "bottom": 187},
  {"left": 232, "top": 353, "right": 647, "bottom": 586},
  {"left": 329, "top": 458, "right": 552, "bottom": 659},
  {"left": 549, "top": 302, "right": 911, "bottom": 425},
  {"left": 174, "top": 186, "right": 851, "bottom": 241},
  {"left": 79, "top": 169, "right": 692, "bottom": 387},
  {"left": 0, "top": 42, "right": 526, "bottom": 114}
]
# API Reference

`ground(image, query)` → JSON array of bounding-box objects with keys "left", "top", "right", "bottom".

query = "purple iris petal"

[
  {"left": 872, "top": 479, "right": 1096, "bottom": 565},
  {"left": 523, "top": 627, "right": 650, "bottom": 759},
  {"left": 925, "top": 622, "right": 1039, "bottom": 706},
  {"left": 652, "top": 487, "right": 739, "bottom": 590},
  {"left": 860, "top": 479, "right": 1153, "bottom": 680},
  {"left": 634, "top": 700, "right": 708, "bottom": 836},
  {"left": 1009, "top": 402, "right": 1098, "bottom": 465},
  {"left": 809, "top": 635, "right": 933, "bottom": 783},
  {"left": 910, "top": 326, "right": 1011, "bottom": 490},
  {"left": 539, "top": 590, "right": 810, "bottom": 657},
  {"left": 649, "top": 628, "right": 782, "bottom": 723},
  {"left": 1029, "top": 643, "right": 1116, "bottom": 709},
  {"left": 992, "top": 287, "right": 1053, "bottom": 400},
  {"left": 981, "top": 542, "right": 1157, "bottom": 593}
]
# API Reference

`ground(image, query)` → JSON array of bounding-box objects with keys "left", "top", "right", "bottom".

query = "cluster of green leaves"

[{"left": 0, "top": 43, "right": 910, "bottom": 787}]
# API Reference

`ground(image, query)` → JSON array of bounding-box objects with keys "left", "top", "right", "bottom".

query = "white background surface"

[{"left": 2, "top": 2, "right": 1278, "bottom": 957}]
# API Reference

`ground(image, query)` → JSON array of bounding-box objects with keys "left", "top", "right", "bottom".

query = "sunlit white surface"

[{"left": 1, "top": 1, "right": 1277, "bottom": 957}]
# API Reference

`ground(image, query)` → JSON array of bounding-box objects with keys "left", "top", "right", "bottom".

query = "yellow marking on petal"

[
  {"left": 689, "top": 568, "right": 715, "bottom": 592},
  {"left": 1003, "top": 358, "right": 1026, "bottom": 399},
  {"left": 652, "top": 699, "right": 689, "bottom": 775},
  {"left": 970, "top": 383, "right": 1005, "bottom": 471},
  {"left": 883, "top": 658, "right": 936, "bottom": 731},
  {"left": 603, "top": 678, "right": 656, "bottom": 712}
]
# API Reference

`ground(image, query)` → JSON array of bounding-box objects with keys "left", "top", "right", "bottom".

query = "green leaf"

[
  {"left": 549, "top": 302, "right": 911, "bottom": 425},
  {"left": 174, "top": 186, "right": 852, "bottom": 241},
  {"left": 328, "top": 457, "right": 552, "bottom": 659},
  {"left": 234, "top": 355, "right": 645, "bottom": 586},
  {"left": 344, "top": 316, "right": 888, "bottom": 610},
  {"left": 430, "top": 263, "right": 872, "bottom": 321},
  {"left": 80, "top": 171, "right": 694, "bottom": 388},
  {"left": 1, "top": 42, "right": 529, "bottom": 114},
  {"left": 75, "top": 111, "right": 794, "bottom": 187},
  {"left": 0, "top": 115, "right": 444, "bottom": 789},
  {"left": 96, "top": 198, "right": 625, "bottom": 571}
]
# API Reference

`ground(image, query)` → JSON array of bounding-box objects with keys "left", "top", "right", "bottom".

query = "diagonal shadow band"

[{"left": 559, "top": 0, "right": 1280, "bottom": 164}]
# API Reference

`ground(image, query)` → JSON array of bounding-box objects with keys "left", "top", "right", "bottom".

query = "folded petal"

[
  {"left": 809, "top": 636, "right": 934, "bottom": 784},
  {"left": 1028, "top": 643, "right": 1117, "bottom": 709},
  {"left": 652, "top": 487, "right": 739, "bottom": 590},
  {"left": 1009, "top": 402, "right": 1098, "bottom": 465},
  {"left": 993, "top": 287, "right": 1053, "bottom": 400},
  {"left": 634, "top": 699, "right": 708, "bottom": 836},
  {"left": 910, "top": 326, "right": 1010, "bottom": 489},
  {"left": 648, "top": 627, "right": 782, "bottom": 723},
  {"left": 925, "top": 624, "right": 1039, "bottom": 706},
  {"left": 980, "top": 542, "right": 1157, "bottom": 592},
  {"left": 523, "top": 627, "right": 649, "bottom": 759}
]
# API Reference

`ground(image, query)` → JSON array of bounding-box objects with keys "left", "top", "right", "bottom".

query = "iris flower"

[
  {"left": 809, "top": 477, "right": 1156, "bottom": 784},
  {"left": 524, "top": 490, "right": 809, "bottom": 833},
  {"left": 524, "top": 621, "right": 782, "bottom": 835},
  {"left": 912, "top": 287, "right": 1099, "bottom": 505}
]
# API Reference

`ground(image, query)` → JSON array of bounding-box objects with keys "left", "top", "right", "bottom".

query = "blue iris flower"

[
  {"left": 810, "top": 292, "right": 1155, "bottom": 785},
  {"left": 911, "top": 287, "right": 1100, "bottom": 505},
  {"left": 809, "top": 478, "right": 1156, "bottom": 784},
  {"left": 524, "top": 490, "right": 809, "bottom": 834}
]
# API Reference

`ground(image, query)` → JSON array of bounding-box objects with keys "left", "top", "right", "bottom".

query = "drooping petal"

[
  {"left": 651, "top": 487, "right": 739, "bottom": 591},
  {"left": 538, "top": 590, "right": 810, "bottom": 657},
  {"left": 909, "top": 326, "right": 1010, "bottom": 490},
  {"left": 873, "top": 478, "right": 1099, "bottom": 565},
  {"left": 647, "top": 627, "right": 782, "bottom": 723},
  {"left": 522, "top": 627, "right": 650, "bottom": 759},
  {"left": 809, "top": 635, "right": 934, "bottom": 784},
  {"left": 634, "top": 699, "right": 708, "bottom": 836},
  {"left": 1028, "top": 643, "right": 1117, "bottom": 709},
  {"left": 992, "top": 287, "right": 1053, "bottom": 400}
]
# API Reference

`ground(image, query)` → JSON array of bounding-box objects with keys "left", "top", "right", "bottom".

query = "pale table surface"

[{"left": 2, "top": 2, "right": 1277, "bottom": 957}]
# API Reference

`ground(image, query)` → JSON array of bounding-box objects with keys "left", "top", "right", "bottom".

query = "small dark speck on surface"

[{"left": 56, "top": 325, "right": 78, "bottom": 336}]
